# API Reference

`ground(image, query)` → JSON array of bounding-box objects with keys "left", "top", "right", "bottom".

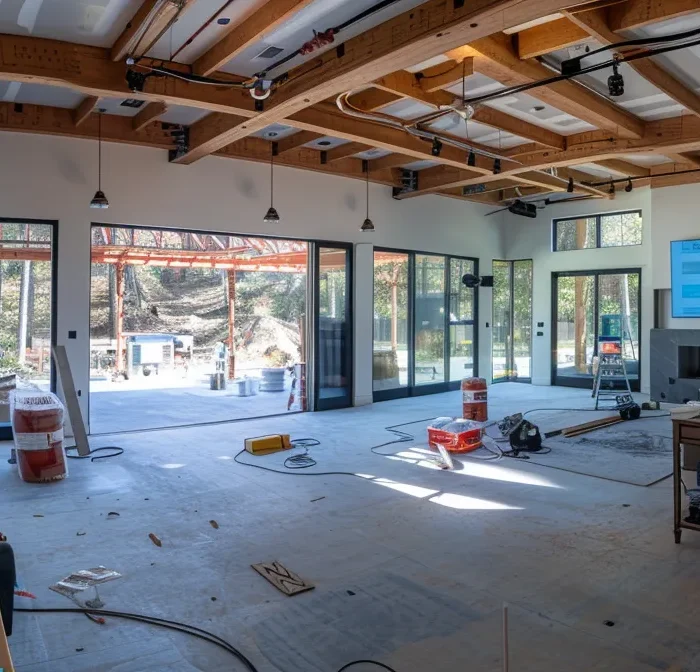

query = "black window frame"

[
  {"left": 372, "top": 247, "right": 479, "bottom": 403},
  {"left": 552, "top": 210, "right": 642, "bottom": 252}
]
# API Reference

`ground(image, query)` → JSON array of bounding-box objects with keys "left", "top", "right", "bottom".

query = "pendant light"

[
  {"left": 90, "top": 109, "right": 109, "bottom": 209},
  {"left": 360, "top": 160, "right": 375, "bottom": 232},
  {"left": 263, "top": 142, "right": 280, "bottom": 224}
]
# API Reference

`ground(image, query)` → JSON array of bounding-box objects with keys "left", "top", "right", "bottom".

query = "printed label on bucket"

[
  {"left": 15, "top": 429, "right": 64, "bottom": 451},
  {"left": 463, "top": 390, "right": 487, "bottom": 403}
]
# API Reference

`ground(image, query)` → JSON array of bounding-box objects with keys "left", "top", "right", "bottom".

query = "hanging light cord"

[
  {"left": 366, "top": 162, "right": 370, "bottom": 220},
  {"left": 98, "top": 113, "right": 102, "bottom": 192},
  {"left": 270, "top": 146, "right": 275, "bottom": 208}
]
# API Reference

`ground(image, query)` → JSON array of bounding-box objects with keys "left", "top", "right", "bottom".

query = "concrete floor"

[{"left": 2, "top": 383, "right": 699, "bottom": 671}]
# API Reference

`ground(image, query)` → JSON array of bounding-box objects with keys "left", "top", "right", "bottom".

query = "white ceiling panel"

[
  {"left": 0, "top": 0, "right": 143, "bottom": 47},
  {"left": 0, "top": 81, "right": 84, "bottom": 108},
  {"left": 574, "top": 163, "right": 625, "bottom": 178},
  {"left": 306, "top": 135, "right": 347, "bottom": 149},
  {"left": 545, "top": 43, "right": 671, "bottom": 115},
  {"left": 358, "top": 148, "right": 392, "bottom": 160},
  {"left": 221, "top": 0, "right": 430, "bottom": 77},
  {"left": 251, "top": 123, "right": 297, "bottom": 140},
  {"left": 159, "top": 106, "right": 210, "bottom": 126},
  {"left": 401, "top": 159, "right": 440, "bottom": 171},
  {"left": 147, "top": 0, "right": 268, "bottom": 63},
  {"left": 617, "top": 153, "right": 673, "bottom": 166}
]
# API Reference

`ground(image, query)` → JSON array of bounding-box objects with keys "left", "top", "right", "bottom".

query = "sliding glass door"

[
  {"left": 373, "top": 248, "right": 478, "bottom": 401},
  {"left": 314, "top": 245, "right": 353, "bottom": 410},
  {"left": 552, "top": 269, "right": 640, "bottom": 390},
  {"left": 492, "top": 260, "right": 532, "bottom": 383}
]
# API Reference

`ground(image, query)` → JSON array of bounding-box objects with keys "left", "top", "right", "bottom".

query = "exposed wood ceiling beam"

[
  {"left": 276, "top": 130, "right": 321, "bottom": 154},
  {"left": 449, "top": 35, "right": 645, "bottom": 138},
  {"left": 112, "top": 0, "right": 194, "bottom": 62},
  {"left": 216, "top": 138, "right": 400, "bottom": 185},
  {"left": 666, "top": 152, "right": 700, "bottom": 167},
  {"left": 594, "top": 159, "right": 650, "bottom": 177},
  {"left": 515, "top": 17, "right": 589, "bottom": 59},
  {"left": 563, "top": 9, "right": 700, "bottom": 118},
  {"left": 0, "top": 101, "right": 400, "bottom": 188},
  {"left": 170, "top": 0, "right": 584, "bottom": 164},
  {"left": 0, "top": 34, "right": 260, "bottom": 117},
  {"left": 416, "top": 59, "right": 473, "bottom": 92},
  {"left": 608, "top": 0, "right": 700, "bottom": 32},
  {"left": 194, "top": 0, "right": 317, "bottom": 77},
  {"left": 72, "top": 96, "right": 99, "bottom": 127},
  {"left": 132, "top": 101, "right": 167, "bottom": 131},
  {"left": 323, "top": 142, "right": 369, "bottom": 162},
  {"left": 391, "top": 114, "right": 700, "bottom": 195},
  {"left": 650, "top": 160, "right": 700, "bottom": 188},
  {"left": 356, "top": 80, "right": 567, "bottom": 150}
]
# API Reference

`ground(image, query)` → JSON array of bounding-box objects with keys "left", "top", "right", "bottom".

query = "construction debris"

[
  {"left": 148, "top": 533, "right": 162, "bottom": 547},
  {"left": 251, "top": 561, "right": 314, "bottom": 596}
]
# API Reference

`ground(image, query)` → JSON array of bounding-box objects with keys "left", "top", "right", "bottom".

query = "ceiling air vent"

[
  {"left": 255, "top": 46, "right": 284, "bottom": 59},
  {"left": 121, "top": 99, "right": 145, "bottom": 108}
]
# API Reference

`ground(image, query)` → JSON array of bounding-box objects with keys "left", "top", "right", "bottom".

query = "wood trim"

[
  {"left": 666, "top": 152, "right": 700, "bottom": 168},
  {"left": 370, "top": 154, "right": 414, "bottom": 170},
  {"left": 170, "top": 0, "right": 586, "bottom": 163},
  {"left": 608, "top": 0, "right": 700, "bottom": 32},
  {"left": 450, "top": 35, "right": 645, "bottom": 138},
  {"left": 417, "top": 59, "right": 473, "bottom": 92},
  {"left": 111, "top": 0, "right": 194, "bottom": 62},
  {"left": 324, "top": 142, "right": 369, "bottom": 162},
  {"left": 276, "top": 130, "right": 321, "bottom": 154},
  {"left": 515, "top": 17, "right": 589, "bottom": 59},
  {"left": 564, "top": 9, "right": 700, "bottom": 118},
  {"left": 132, "top": 101, "right": 167, "bottom": 131},
  {"left": 72, "top": 95, "right": 99, "bottom": 127},
  {"left": 194, "top": 0, "right": 317, "bottom": 76},
  {"left": 594, "top": 159, "right": 650, "bottom": 177}
]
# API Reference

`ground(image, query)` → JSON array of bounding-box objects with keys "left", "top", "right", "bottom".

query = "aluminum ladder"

[{"left": 592, "top": 346, "right": 632, "bottom": 410}]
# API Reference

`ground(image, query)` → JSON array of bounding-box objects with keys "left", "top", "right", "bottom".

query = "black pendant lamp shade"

[{"left": 361, "top": 160, "right": 374, "bottom": 232}]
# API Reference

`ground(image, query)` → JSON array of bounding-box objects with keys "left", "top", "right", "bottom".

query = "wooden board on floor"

[
  {"left": 561, "top": 415, "right": 621, "bottom": 436},
  {"left": 251, "top": 561, "right": 314, "bottom": 596},
  {"left": 52, "top": 345, "right": 90, "bottom": 457}
]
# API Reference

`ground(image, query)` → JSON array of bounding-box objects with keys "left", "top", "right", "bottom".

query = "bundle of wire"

[{"left": 14, "top": 606, "right": 398, "bottom": 671}]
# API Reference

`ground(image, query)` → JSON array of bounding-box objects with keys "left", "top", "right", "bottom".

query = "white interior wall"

[
  {"left": 0, "top": 132, "right": 502, "bottom": 431},
  {"left": 501, "top": 190, "right": 653, "bottom": 391}
]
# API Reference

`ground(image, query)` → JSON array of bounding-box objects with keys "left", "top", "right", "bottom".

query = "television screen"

[{"left": 671, "top": 239, "right": 700, "bottom": 317}]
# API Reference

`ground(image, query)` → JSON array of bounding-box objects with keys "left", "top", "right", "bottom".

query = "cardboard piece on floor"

[
  {"left": 251, "top": 561, "right": 314, "bottom": 596},
  {"left": 52, "top": 346, "right": 90, "bottom": 457}
]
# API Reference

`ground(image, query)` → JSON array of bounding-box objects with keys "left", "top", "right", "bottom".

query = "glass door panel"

[
  {"left": 554, "top": 274, "right": 596, "bottom": 385},
  {"left": 373, "top": 251, "right": 409, "bottom": 393},
  {"left": 316, "top": 246, "right": 352, "bottom": 410},
  {"left": 597, "top": 272, "right": 640, "bottom": 384},
  {"left": 449, "top": 258, "right": 476, "bottom": 381},
  {"left": 414, "top": 254, "right": 446, "bottom": 386},
  {"left": 512, "top": 260, "right": 533, "bottom": 381},
  {"left": 492, "top": 261, "right": 512, "bottom": 382}
]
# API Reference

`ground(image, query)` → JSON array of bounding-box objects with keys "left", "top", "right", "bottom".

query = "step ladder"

[{"left": 592, "top": 336, "right": 632, "bottom": 410}]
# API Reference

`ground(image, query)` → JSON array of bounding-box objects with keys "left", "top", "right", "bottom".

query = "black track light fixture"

[
  {"left": 608, "top": 59, "right": 624, "bottom": 97},
  {"left": 431, "top": 137, "right": 443, "bottom": 157},
  {"left": 493, "top": 158, "right": 501, "bottom": 175},
  {"left": 567, "top": 177, "right": 574, "bottom": 193},
  {"left": 263, "top": 142, "right": 280, "bottom": 224},
  {"left": 467, "top": 150, "right": 476, "bottom": 167},
  {"left": 625, "top": 177, "right": 633, "bottom": 193},
  {"left": 608, "top": 180, "right": 616, "bottom": 195},
  {"left": 361, "top": 160, "right": 375, "bottom": 232},
  {"left": 90, "top": 109, "right": 109, "bottom": 209}
]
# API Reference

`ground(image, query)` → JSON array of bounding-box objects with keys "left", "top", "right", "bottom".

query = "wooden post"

[
  {"left": 116, "top": 261, "right": 125, "bottom": 372},
  {"left": 227, "top": 269, "right": 236, "bottom": 379}
]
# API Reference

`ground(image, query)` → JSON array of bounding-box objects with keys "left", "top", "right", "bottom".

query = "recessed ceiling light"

[
  {"left": 530, "top": 105, "right": 545, "bottom": 113},
  {"left": 121, "top": 99, "right": 145, "bottom": 108},
  {"left": 217, "top": 17, "right": 231, "bottom": 25},
  {"left": 318, "top": 140, "right": 332, "bottom": 146},
  {"left": 265, "top": 131, "right": 278, "bottom": 138}
]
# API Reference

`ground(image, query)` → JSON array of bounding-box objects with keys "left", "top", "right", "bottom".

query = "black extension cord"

[{"left": 14, "top": 606, "right": 397, "bottom": 671}]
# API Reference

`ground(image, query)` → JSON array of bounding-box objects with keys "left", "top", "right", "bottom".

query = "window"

[
  {"left": 553, "top": 211, "right": 642, "bottom": 251},
  {"left": 600, "top": 212, "right": 643, "bottom": 247}
]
